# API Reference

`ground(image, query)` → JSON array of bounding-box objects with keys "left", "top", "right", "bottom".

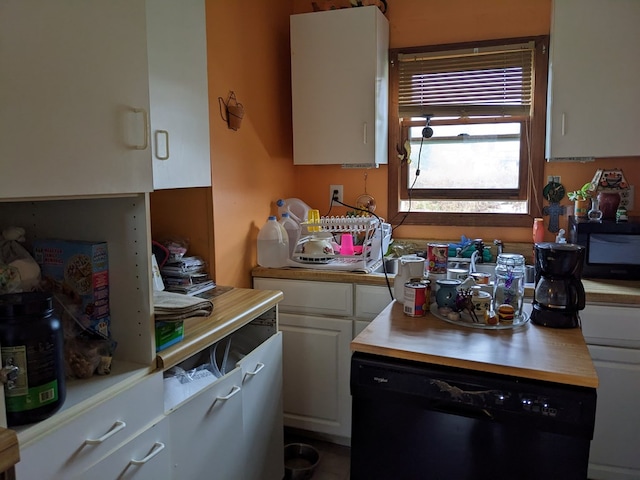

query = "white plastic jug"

[
  {"left": 257, "top": 216, "right": 289, "bottom": 268},
  {"left": 279, "top": 213, "right": 301, "bottom": 258},
  {"left": 393, "top": 255, "right": 426, "bottom": 305},
  {"left": 276, "top": 198, "right": 311, "bottom": 226}
]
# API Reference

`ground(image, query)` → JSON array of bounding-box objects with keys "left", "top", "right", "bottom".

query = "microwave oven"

[{"left": 568, "top": 215, "right": 640, "bottom": 279}]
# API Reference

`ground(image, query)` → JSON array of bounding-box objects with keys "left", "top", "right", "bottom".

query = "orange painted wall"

[{"left": 153, "top": 0, "right": 640, "bottom": 288}]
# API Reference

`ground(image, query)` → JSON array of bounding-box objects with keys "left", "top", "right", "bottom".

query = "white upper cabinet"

[
  {"left": 0, "top": 1, "right": 153, "bottom": 198},
  {"left": 290, "top": 6, "right": 389, "bottom": 166},
  {"left": 146, "top": 0, "right": 212, "bottom": 189},
  {"left": 546, "top": 0, "right": 640, "bottom": 160}
]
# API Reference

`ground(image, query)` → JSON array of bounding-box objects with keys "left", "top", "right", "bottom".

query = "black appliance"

[
  {"left": 350, "top": 353, "right": 597, "bottom": 480},
  {"left": 531, "top": 242, "right": 586, "bottom": 328},
  {"left": 569, "top": 215, "right": 640, "bottom": 279}
]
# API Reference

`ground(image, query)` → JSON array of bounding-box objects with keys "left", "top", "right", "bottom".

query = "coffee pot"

[
  {"left": 394, "top": 255, "right": 426, "bottom": 305},
  {"left": 531, "top": 243, "right": 586, "bottom": 328}
]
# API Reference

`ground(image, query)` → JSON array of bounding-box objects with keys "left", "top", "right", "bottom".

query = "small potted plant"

[{"left": 567, "top": 182, "right": 594, "bottom": 218}]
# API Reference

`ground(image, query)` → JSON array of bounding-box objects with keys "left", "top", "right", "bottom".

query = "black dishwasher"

[{"left": 350, "top": 352, "right": 596, "bottom": 480}]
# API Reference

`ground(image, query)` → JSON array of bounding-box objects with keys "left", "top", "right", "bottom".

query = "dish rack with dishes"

[{"left": 289, "top": 216, "right": 391, "bottom": 272}]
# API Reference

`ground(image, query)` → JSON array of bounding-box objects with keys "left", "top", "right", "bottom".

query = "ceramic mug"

[{"left": 302, "top": 238, "right": 334, "bottom": 256}]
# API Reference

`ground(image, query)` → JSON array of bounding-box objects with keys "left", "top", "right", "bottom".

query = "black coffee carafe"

[{"left": 531, "top": 242, "right": 586, "bottom": 328}]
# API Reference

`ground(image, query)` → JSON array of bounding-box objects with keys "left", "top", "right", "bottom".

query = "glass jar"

[{"left": 492, "top": 253, "right": 525, "bottom": 318}]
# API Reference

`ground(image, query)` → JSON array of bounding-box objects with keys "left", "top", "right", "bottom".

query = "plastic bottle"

[
  {"left": 279, "top": 213, "right": 301, "bottom": 258},
  {"left": 276, "top": 198, "right": 311, "bottom": 226},
  {"left": 257, "top": 216, "right": 289, "bottom": 268}
]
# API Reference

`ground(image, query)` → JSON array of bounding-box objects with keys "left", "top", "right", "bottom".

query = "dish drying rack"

[{"left": 288, "top": 216, "right": 391, "bottom": 272}]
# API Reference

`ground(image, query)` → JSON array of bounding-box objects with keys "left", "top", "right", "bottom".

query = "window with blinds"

[
  {"left": 397, "top": 42, "right": 535, "bottom": 119},
  {"left": 387, "top": 36, "right": 549, "bottom": 228}
]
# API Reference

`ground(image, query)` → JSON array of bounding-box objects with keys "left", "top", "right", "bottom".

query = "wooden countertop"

[
  {"left": 0, "top": 427, "right": 19, "bottom": 475},
  {"left": 156, "top": 287, "right": 283, "bottom": 371},
  {"left": 351, "top": 301, "right": 599, "bottom": 389},
  {"left": 252, "top": 266, "right": 640, "bottom": 305}
]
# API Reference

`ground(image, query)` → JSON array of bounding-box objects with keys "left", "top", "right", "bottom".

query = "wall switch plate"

[
  {"left": 330, "top": 184, "right": 343, "bottom": 204},
  {"left": 547, "top": 175, "right": 561, "bottom": 184}
]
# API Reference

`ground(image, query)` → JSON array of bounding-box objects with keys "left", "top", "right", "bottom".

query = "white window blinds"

[{"left": 397, "top": 41, "right": 535, "bottom": 118}]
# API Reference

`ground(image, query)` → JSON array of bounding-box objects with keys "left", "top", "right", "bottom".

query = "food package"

[
  {"left": 0, "top": 226, "right": 41, "bottom": 294},
  {"left": 32, "top": 239, "right": 110, "bottom": 338}
]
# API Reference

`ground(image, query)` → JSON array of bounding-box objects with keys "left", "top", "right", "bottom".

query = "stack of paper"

[
  {"left": 153, "top": 290, "right": 214, "bottom": 322},
  {"left": 160, "top": 256, "right": 216, "bottom": 296}
]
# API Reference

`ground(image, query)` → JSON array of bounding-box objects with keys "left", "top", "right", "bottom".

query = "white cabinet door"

[
  {"left": 290, "top": 6, "right": 388, "bottom": 166},
  {"left": 587, "top": 345, "right": 640, "bottom": 480},
  {"left": 168, "top": 368, "right": 245, "bottom": 480},
  {"left": 0, "top": 1, "right": 153, "bottom": 199},
  {"left": 279, "top": 312, "right": 352, "bottom": 438},
  {"left": 238, "top": 332, "right": 284, "bottom": 480},
  {"left": 77, "top": 417, "right": 171, "bottom": 480},
  {"left": 546, "top": 0, "right": 640, "bottom": 160},
  {"left": 146, "top": 0, "right": 212, "bottom": 190}
]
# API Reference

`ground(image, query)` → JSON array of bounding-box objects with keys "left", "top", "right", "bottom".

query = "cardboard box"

[
  {"left": 155, "top": 321, "right": 184, "bottom": 352},
  {"left": 33, "top": 239, "right": 110, "bottom": 337}
]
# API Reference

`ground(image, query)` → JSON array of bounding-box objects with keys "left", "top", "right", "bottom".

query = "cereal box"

[{"left": 33, "top": 239, "right": 110, "bottom": 338}]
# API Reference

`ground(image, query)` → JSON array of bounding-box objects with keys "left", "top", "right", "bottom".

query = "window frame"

[{"left": 387, "top": 36, "right": 549, "bottom": 228}]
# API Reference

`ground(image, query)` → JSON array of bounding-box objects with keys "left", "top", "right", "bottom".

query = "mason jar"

[{"left": 492, "top": 253, "right": 526, "bottom": 318}]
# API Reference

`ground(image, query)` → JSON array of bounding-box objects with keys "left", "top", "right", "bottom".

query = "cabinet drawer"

[
  {"left": 254, "top": 278, "right": 353, "bottom": 316},
  {"left": 16, "top": 372, "right": 164, "bottom": 480},
  {"left": 77, "top": 417, "right": 170, "bottom": 480},
  {"left": 581, "top": 305, "right": 640, "bottom": 348},
  {"left": 355, "top": 284, "right": 393, "bottom": 320}
]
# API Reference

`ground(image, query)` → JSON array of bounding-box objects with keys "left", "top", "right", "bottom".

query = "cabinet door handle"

[
  {"left": 363, "top": 122, "right": 368, "bottom": 144},
  {"left": 561, "top": 113, "right": 566, "bottom": 136},
  {"left": 129, "top": 442, "right": 166, "bottom": 465},
  {"left": 154, "top": 129, "right": 170, "bottom": 160},
  {"left": 132, "top": 107, "right": 149, "bottom": 150},
  {"left": 85, "top": 420, "right": 127, "bottom": 445},
  {"left": 213, "top": 385, "right": 241, "bottom": 406},
  {"left": 243, "top": 362, "right": 265, "bottom": 383}
]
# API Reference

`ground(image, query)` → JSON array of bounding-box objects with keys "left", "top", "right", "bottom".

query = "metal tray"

[{"left": 430, "top": 303, "right": 529, "bottom": 330}]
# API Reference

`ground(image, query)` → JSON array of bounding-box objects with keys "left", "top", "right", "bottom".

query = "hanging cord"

[
  {"left": 327, "top": 196, "right": 394, "bottom": 300},
  {"left": 392, "top": 129, "right": 425, "bottom": 233}
]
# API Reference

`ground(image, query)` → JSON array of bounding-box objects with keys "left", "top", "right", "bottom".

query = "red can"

[
  {"left": 403, "top": 280, "right": 430, "bottom": 317},
  {"left": 427, "top": 243, "right": 448, "bottom": 274}
]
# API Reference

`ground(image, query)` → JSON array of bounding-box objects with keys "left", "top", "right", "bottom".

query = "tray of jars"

[{"left": 430, "top": 303, "right": 529, "bottom": 330}]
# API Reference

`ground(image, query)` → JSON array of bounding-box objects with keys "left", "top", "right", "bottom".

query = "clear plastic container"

[
  {"left": 492, "top": 253, "right": 526, "bottom": 318},
  {"left": 279, "top": 213, "right": 301, "bottom": 258},
  {"left": 257, "top": 216, "right": 289, "bottom": 268}
]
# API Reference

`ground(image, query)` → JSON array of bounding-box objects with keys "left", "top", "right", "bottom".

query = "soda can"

[
  {"left": 427, "top": 243, "right": 448, "bottom": 274},
  {"left": 403, "top": 279, "right": 430, "bottom": 317}
]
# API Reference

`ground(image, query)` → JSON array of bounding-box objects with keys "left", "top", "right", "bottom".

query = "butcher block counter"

[{"left": 351, "top": 300, "right": 599, "bottom": 388}]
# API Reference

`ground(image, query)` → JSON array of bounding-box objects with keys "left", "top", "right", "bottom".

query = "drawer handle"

[
  {"left": 85, "top": 420, "right": 127, "bottom": 445},
  {"left": 130, "top": 442, "right": 166, "bottom": 465},
  {"left": 243, "top": 362, "right": 265, "bottom": 383},
  {"left": 213, "top": 385, "right": 241, "bottom": 406}
]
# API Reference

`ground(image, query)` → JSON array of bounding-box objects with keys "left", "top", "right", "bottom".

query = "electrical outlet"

[
  {"left": 547, "top": 175, "right": 561, "bottom": 184},
  {"left": 329, "top": 184, "right": 343, "bottom": 204}
]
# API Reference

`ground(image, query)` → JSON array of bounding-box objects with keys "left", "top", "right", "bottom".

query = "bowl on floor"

[{"left": 284, "top": 442, "right": 320, "bottom": 480}]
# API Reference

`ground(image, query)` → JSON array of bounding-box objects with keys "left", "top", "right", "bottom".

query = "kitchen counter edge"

[{"left": 252, "top": 267, "right": 640, "bottom": 305}]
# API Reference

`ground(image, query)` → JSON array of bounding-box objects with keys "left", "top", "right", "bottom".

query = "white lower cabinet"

[
  {"left": 78, "top": 417, "right": 171, "bottom": 480},
  {"left": 581, "top": 305, "right": 640, "bottom": 480},
  {"left": 253, "top": 277, "right": 392, "bottom": 443},
  {"left": 279, "top": 312, "right": 352, "bottom": 438},
  {"left": 15, "top": 372, "right": 164, "bottom": 480},
  {"left": 166, "top": 326, "right": 283, "bottom": 480},
  {"left": 168, "top": 368, "right": 245, "bottom": 480}
]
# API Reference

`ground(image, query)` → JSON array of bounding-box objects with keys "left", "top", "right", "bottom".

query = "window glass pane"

[
  {"left": 407, "top": 122, "right": 521, "bottom": 189},
  {"left": 400, "top": 199, "right": 528, "bottom": 214}
]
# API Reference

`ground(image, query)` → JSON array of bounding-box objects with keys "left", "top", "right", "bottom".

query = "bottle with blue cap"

[{"left": 257, "top": 216, "right": 289, "bottom": 268}]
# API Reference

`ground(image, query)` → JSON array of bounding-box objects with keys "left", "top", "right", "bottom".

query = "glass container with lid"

[{"left": 492, "top": 253, "right": 526, "bottom": 318}]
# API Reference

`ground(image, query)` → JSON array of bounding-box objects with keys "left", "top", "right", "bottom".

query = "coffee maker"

[{"left": 531, "top": 242, "right": 586, "bottom": 328}]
